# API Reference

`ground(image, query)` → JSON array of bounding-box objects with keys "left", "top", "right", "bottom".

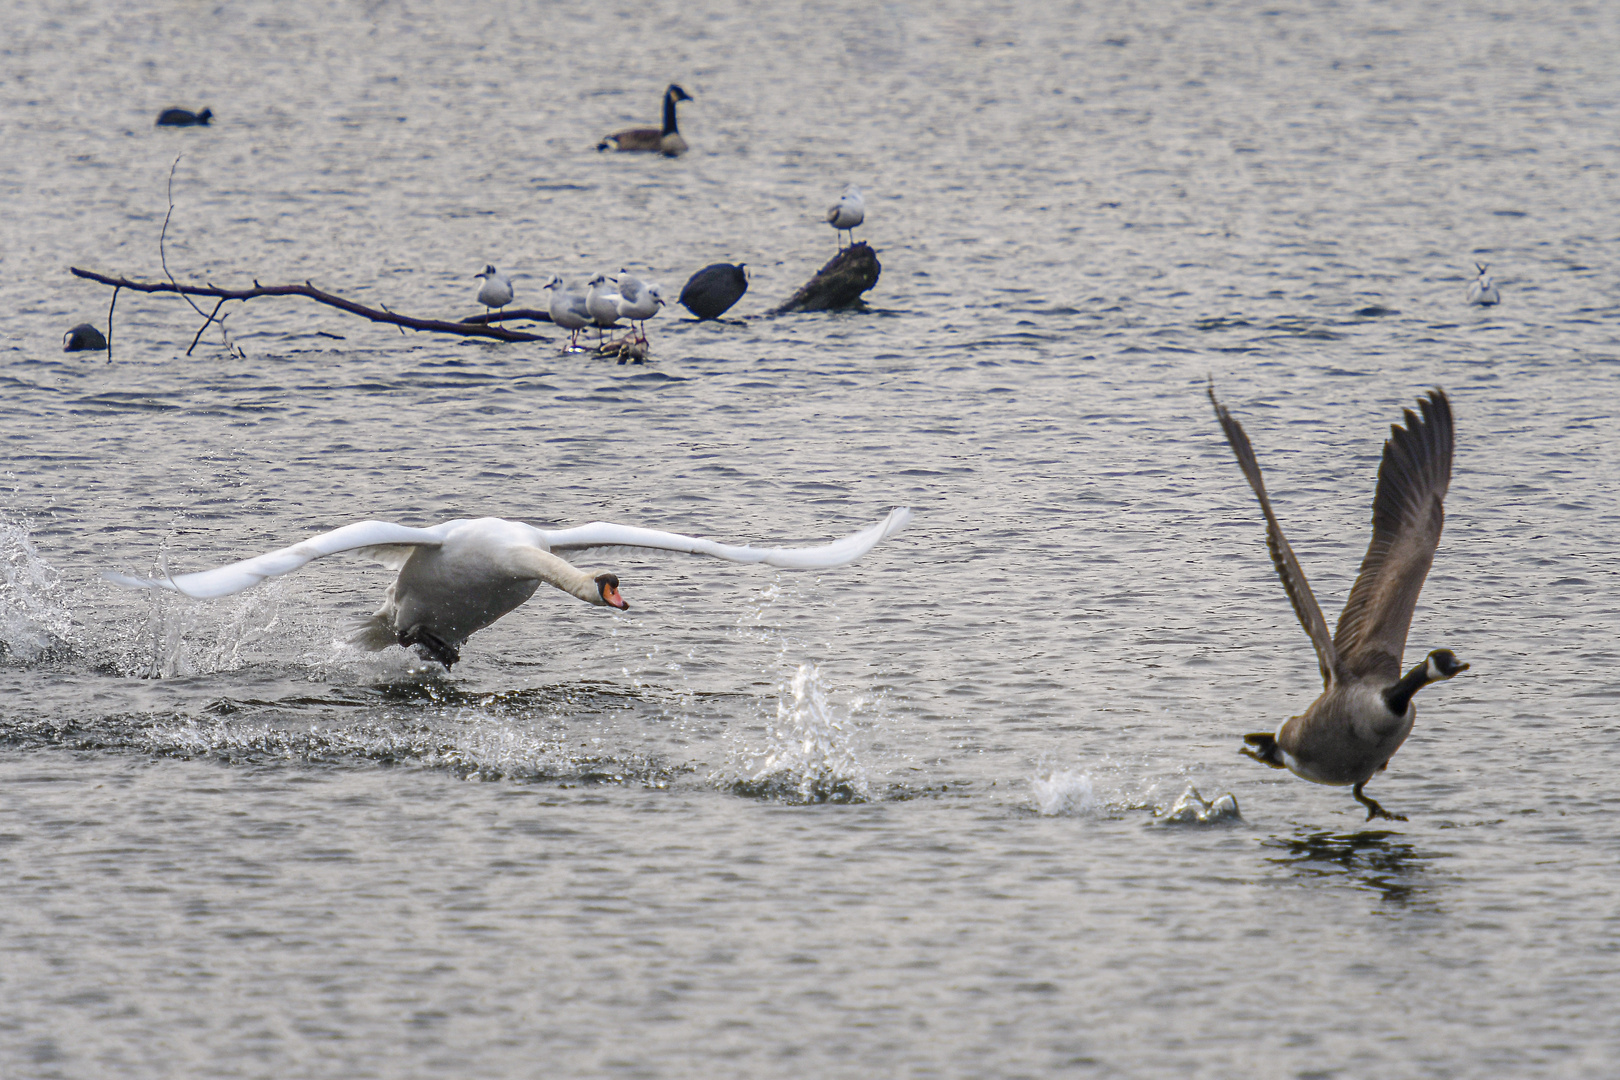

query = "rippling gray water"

[{"left": 4, "top": 1, "right": 1620, "bottom": 1076}]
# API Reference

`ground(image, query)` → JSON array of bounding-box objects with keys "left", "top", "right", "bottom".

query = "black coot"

[
  {"left": 156, "top": 107, "right": 213, "bottom": 126},
  {"left": 678, "top": 263, "right": 748, "bottom": 320}
]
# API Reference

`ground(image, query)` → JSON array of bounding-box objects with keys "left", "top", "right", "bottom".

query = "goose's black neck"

[
  {"left": 662, "top": 90, "right": 680, "bottom": 136},
  {"left": 1383, "top": 660, "right": 1432, "bottom": 716}
]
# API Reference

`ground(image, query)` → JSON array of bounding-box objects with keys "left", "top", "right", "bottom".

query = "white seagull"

[
  {"left": 615, "top": 273, "right": 664, "bottom": 343},
  {"left": 1466, "top": 263, "right": 1500, "bottom": 306},
  {"left": 543, "top": 275, "right": 591, "bottom": 350},
  {"left": 585, "top": 272, "right": 623, "bottom": 346},
  {"left": 475, "top": 265, "right": 515, "bottom": 319},
  {"left": 106, "top": 509, "right": 914, "bottom": 669},
  {"left": 827, "top": 185, "right": 865, "bottom": 248}
]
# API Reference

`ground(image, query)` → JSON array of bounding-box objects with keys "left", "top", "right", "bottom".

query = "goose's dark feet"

[
  {"left": 399, "top": 625, "right": 460, "bottom": 668},
  {"left": 1353, "top": 782, "right": 1406, "bottom": 822},
  {"left": 1241, "top": 732, "right": 1286, "bottom": 769}
]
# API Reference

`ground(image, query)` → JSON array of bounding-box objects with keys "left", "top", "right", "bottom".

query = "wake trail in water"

[{"left": 0, "top": 512, "right": 74, "bottom": 664}]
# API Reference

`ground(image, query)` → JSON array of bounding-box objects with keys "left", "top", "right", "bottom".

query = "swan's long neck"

[
  {"left": 506, "top": 546, "right": 605, "bottom": 606},
  {"left": 662, "top": 89, "right": 680, "bottom": 136}
]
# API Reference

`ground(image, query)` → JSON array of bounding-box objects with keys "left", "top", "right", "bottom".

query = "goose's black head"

[
  {"left": 667, "top": 84, "right": 693, "bottom": 103},
  {"left": 595, "top": 573, "right": 628, "bottom": 610},
  {"left": 195, "top": 108, "right": 213, "bottom": 124},
  {"left": 1425, "top": 649, "right": 1469, "bottom": 680}
]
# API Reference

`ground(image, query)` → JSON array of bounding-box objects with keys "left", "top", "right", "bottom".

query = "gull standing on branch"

[
  {"left": 1208, "top": 384, "right": 1469, "bottom": 822},
  {"left": 544, "top": 276, "right": 591, "bottom": 350},
  {"left": 475, "top": 265, "right": 514, "bottom": 320},
  {"left": 585, "top": 273, "right": 623, "bottom": 346},
  {"left": 827, "top": 185, "right": 865, "bottom": 249},
  {"left": 615, "top": 273, "right": 664, "bottom": 344},
  {"left": 1466, "top": 263, "right": 1500, "bottom": 306},
  {"left": 105, "top": 509, "right": 914, "bottom": 670}
]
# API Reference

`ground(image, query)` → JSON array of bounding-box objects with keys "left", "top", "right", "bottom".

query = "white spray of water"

[
  {"left": 0, "top": 514, "right": 74, "bottom": 663},
  {"left": 1031, "top": 770, "right": 1100, "bottom": 816},
  {"left": 737, "top": 662, "right": 871, "bottom": 802}
]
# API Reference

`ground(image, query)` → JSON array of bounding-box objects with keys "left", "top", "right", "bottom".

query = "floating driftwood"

[
  {"left": 460, "top": 308, "right": 554, "bottom": 327},
  {"left": 69, "top": 267, "right": 551, "bottom": 355},
  {"left": 771, "top": 243, "right": 881, "bottom": 315}
]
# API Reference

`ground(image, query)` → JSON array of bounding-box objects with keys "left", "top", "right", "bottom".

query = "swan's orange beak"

[{"left": 602, "top": 582, "right": 628, "bottom": 610}]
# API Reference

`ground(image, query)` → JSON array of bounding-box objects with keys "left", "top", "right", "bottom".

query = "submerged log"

[
  {"left": 771, "top": 243, "right": 881, "bottom": 315},
  {"left": 69, "top": 267, "right": 548, "bottom": 344},
  {"left": 460, "top": 308, "right": 554, "bottom": 326}
]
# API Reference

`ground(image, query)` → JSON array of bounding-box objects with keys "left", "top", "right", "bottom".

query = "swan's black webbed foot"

[
  {"left": 1241, "top": 732, "right": 1287, "bottom": 769},
  {"left": 1353, "top": 781, "right": 1406, "bottom": 822},
  {"left": 399, "top": 625, "right": 460, "bottom": 669}
]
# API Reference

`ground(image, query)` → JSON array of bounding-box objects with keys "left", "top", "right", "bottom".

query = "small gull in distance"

[
  {"left": 475, "top": 265, "right": 514, "bottom": 320},
  {"left": 615, "top": 272, "right": 664, "bottom": 343},
  {"left": 586, "top": 273, "right": 623, "bottom": 346},
  {"left": 544, "top": 276, "right": 591, "bottom": 350},
  {"left": 1466, "top": 263, "right": 1500, "bottom": 306},
  {"left": 827, "top": 185, "right": 865, "bottom": 249}
]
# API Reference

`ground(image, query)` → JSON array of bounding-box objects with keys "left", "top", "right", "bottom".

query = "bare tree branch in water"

[
  {"left": 81, "top": 155, "right": 551, "bottom": 357},
  {"left": 69, "top": 268, "right": 552, "bottom": 346}
]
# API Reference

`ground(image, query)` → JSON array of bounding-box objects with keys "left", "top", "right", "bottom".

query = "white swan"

[
  {"left": 105, "top": 509, "right": 913, "bottom": 668},
  {"left": 827, "top": 185, "right": 865, "bottom": 248},
  {"left": 475, "top": 265, "right": 514, "bottom": 318}
]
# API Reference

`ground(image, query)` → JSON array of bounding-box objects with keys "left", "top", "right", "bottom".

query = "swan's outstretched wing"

[
  {"left": 538, "top": 507, "right": 912, "bottom": 570},
  {"left": 1333, "top": 390, "right": 1453, "bottom": 682},
  {"left": 1208, "top": 385, "right": 1340, "bottom": 688},
  {"left": 104, "top": 520, "right": 460, "bottom": 599}
]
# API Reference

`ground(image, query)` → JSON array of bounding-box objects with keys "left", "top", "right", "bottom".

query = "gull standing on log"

[
  {"left": 616, "top": 273, "right": 664, "bottom": 344},
  {"left": 475, "top": 265, "right": 514, "bottom": 320},
  {"left": 827, "top": 185, "right": 865, "bottom": 249},
  {"left": 586, "top": 273, "right": 623, "bottom": 346},
  {"left": 543, "top": 276, "right": 591, "bottom": 350}
]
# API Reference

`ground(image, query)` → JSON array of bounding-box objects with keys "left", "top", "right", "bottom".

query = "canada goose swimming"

[
  {"left": 474, "top": 265, "right": 514, "bottom": 320},
  {"left": 106, "top": 509, "right": 913, "bottom": 669},
  {"left": 585, "top": 273, "right": 623, "bottom": 346},
  {"left": 597, "top": 84, "right": 692, "bottom": 157},
  {"left": 156, "top": 107, "right": 212, "bottom": 127},
  {"left": 543, "top": 275, "right": 590, "bottom": 350},
  {"left": 615, "top": 273, "right": 663, "bottom": 343},
  {"left": 827, "top": 185, "right": 865, "bottom": 248},
  {"left": 1466, "top": 262, "right": 1500, "bottom": 306},
  {"left": 679, "top": 263, "right": 748, "bottom": 320},
  {"left": 1208, "top": 385, "right": 1468, "bottom": 821}
]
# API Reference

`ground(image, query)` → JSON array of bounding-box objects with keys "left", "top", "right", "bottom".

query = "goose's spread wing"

[
  {"left": 1333, "top": 390, "right": 1453, "bottom": 682},
  {"left": 1209, "top": 385, "right": 1340, "bottom": 687},
  {"left": 104, "top": 520, "right": 459, "bottom": 599},
  {"left": 538, "top": 507, "right": 912, "bottom": 570}
]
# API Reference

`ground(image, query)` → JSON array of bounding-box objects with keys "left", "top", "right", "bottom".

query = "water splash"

[
  {"left": 0, "top": 514, "right": 74, "bottom": 664},
  {"left": 1155, "top": 784, "right": 1242, "bottom": 825},
  {"left": 726, "top": 663, "right": 871, "bottom": 803},
  {"left": 1031, "top": 770, "right": 1099, "bottom": 816},
  {"left": 112, "top": 580, "right": 286, "bottom": 679}
]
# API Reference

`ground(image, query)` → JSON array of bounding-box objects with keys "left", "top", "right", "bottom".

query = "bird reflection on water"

[{"left": 1264, "top": 830, "right": 1445, "bottom": 909}]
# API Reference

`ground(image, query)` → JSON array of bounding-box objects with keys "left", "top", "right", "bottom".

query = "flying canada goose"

[
  {"left": 1466, "top": 263, "right": 1500, "bottom": 306},
  {"left": 1208, "top": 385, "right": 1468, "bottom": 821},
  {"left": 827, "top": 185, "right": 865, "bottom": 248},
  {"left": 597, "top": 84, "right": 692, "bottom": 156},
  {"left": 105, "top": 509, "right": 913, "bottom": 669},
  {"left": 474, "top": 265, "right": 514, "bottom": 319}
]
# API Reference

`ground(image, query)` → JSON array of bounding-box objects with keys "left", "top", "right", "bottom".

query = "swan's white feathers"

[
  {"left": 105, "top": 510, "right": 912, "bottom": 600},
  {"left": 103, "top": 520, "right": 458, "bottom": 599},
  {"left": 538, "top": 507, "right": 912, "bottom": 569}
]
